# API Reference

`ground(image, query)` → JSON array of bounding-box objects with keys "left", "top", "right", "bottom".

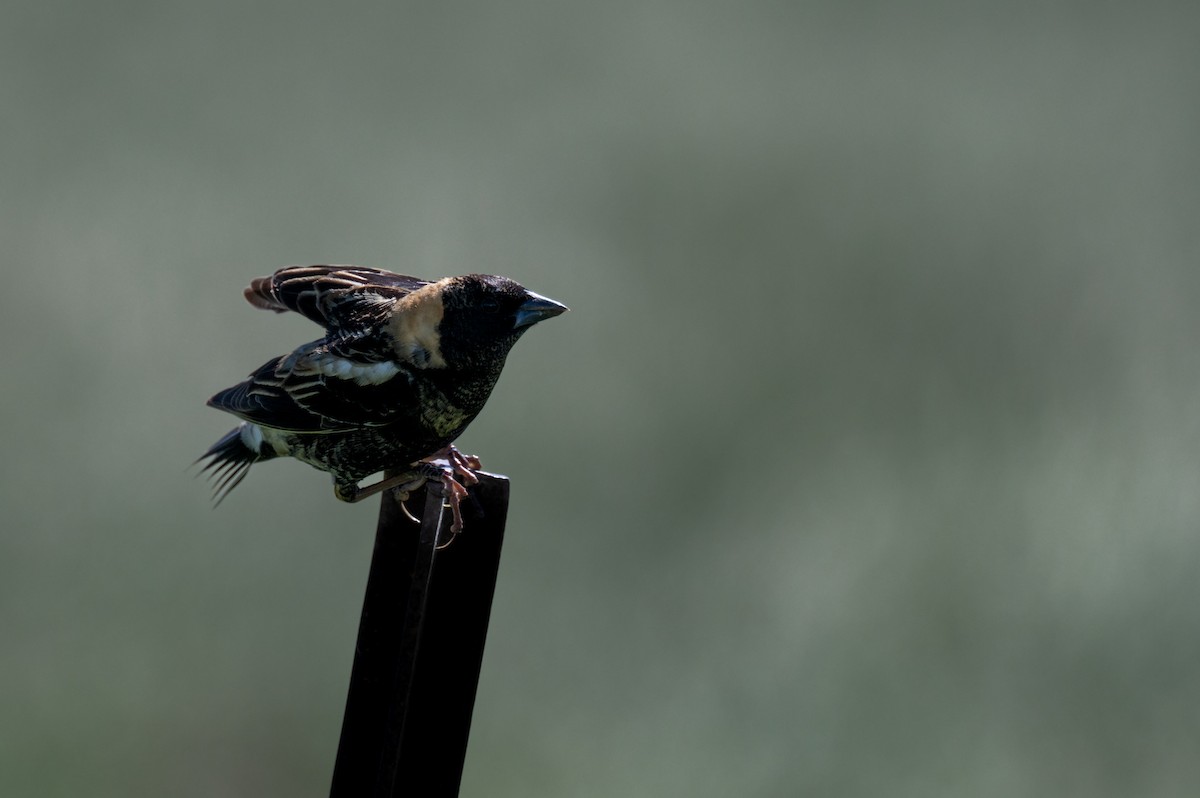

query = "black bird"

[{"left": 198, "top": 265, "right": 567, "bottom": 527}]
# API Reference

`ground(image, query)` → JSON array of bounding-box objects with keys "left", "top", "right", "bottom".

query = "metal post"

[{"left": 330, "top": 472, "right": 511, "bottom": 797}]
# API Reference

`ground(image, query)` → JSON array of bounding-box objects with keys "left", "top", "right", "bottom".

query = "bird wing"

[
  {"left": 244, "top": 265, "right": 436, "bottom": 363},
  {"left": 207, "top": 340, "right": 422, "bottom": 432},
  {"left": 243, "top": 265, "right": 431, "bottom": 328}
]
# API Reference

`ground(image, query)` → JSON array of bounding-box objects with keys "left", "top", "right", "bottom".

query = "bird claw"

[
  {"left": 418, "top": 445, "right": 481, "bottom": 545},
  {"left": 333, "top": 446, "right": 481, "bottom": 545},
  {"left": 389, "top": 473, "right": 431, "bottom": 524},
  {"left": 397, "top": 492, "right": 422, "bottom": 524},
  {"left": 436, "top": 472, "right": 470, "bottom": 547},
  {"left": 425, "top": 445, "right": 481, "bottom": 486}
]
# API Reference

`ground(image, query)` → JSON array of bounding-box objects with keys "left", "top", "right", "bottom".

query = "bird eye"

[{"left": 480, "top": 296, "right": 500, "bottom": 313}]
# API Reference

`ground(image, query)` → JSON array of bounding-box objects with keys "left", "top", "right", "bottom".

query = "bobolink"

[{"left": 198, "top": 265, "right": 567, "bottom": 527}]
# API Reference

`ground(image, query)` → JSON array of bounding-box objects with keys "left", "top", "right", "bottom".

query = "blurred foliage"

[{"left": 2, "top": 0, "right": 1199, "bottom": 796}]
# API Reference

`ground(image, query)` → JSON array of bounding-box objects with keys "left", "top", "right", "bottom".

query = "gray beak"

[{"left": 513, "top": 291, "right": 569, "bottom": 329}]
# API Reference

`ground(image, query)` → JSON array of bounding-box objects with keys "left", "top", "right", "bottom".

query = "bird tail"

[{"left": 194, "top": 423, "right": 276, "bottom": 505}]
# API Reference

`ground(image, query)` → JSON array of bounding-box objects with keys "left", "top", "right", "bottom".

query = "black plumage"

[{"left": 198, "top": 265, "right": 567, "bottom": 509}]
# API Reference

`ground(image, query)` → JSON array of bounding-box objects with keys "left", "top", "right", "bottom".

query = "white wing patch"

[{"left": 316, "top": 355, "right": 401, "bottom": 386}]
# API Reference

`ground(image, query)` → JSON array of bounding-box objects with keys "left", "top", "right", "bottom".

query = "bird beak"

[{"left": 514, "top": 291, "right": 569, "bottom": 329}]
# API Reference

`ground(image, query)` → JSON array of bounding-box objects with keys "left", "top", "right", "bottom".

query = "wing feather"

[
  {"left": 207, "top": 340, "right": 421, "bottom": 432},
  {"left": 243, "top": 265, "right": 431, "bottom": 328},
  {"left": 214, "top": 266, "right": 442, "bottom": 432}
]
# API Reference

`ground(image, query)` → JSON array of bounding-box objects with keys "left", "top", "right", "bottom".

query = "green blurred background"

[{"left": 3, "top": 1, "right": 1199, "bottom": 795}]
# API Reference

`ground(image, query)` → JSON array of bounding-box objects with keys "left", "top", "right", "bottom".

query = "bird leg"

[
  {"left": 333, "top": 470, "right": 428, "bottom": 506},
  {"left": 333, "top": 446, "right": 481, "bottom": 541}
]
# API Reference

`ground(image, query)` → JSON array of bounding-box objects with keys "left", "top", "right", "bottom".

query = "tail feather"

[{"left": 195, "top": 424, "right": 272, "bottom": 506}]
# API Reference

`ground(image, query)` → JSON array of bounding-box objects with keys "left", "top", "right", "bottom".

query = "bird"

[{"left": 197, "top": 265, "right": 567, "bottom": 530}]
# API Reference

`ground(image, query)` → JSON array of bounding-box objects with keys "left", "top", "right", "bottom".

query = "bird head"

[{"left": 434, "top": 275, "right": 568, "bottom": 369}]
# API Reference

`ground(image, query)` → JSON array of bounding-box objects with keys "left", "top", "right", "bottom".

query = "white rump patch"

[
  {"left": 317, "top": 356, "right": 401, "bottom": 386},
  {"left": 239, "top": 422, "right": 264, "bottom": 450}
]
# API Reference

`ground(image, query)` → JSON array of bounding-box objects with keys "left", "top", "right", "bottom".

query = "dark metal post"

[{"left": 330, "top": 472, "right": 511, "bottom": 797}]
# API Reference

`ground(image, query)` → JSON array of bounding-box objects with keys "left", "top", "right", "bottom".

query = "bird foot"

[
  {"left": 421, "top": 445, "right": 481, "bottom": 486},
  {"left": 416, "top": 446, "right": 482, "bottom": 544},
  {"left": 334, "top": 446, "right": 481, "bottom": 544}
]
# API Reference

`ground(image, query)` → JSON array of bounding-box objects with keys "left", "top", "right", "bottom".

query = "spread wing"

[
  {"left": 245, "top": 263, "right": 426, "bottom": 318},
  {"left": 207, "top": 340, "right": 422, "bottom": 432},
  {"left": 243, "top": 265, "right": 434, "bottom": 363}
]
